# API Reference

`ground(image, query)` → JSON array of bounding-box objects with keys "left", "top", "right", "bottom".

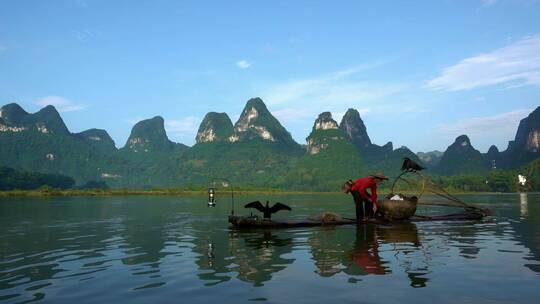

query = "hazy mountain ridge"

[
  {"left": 498, "top": 107, "right": 540, "bottom": 168},
  {"left": 231, "top": 98, "right": 300, "bottom": 148},
  {"left": 1, "top": 100, "right": 539, "bottom": 190},
  {"left": 122, "top": 116, "right": 187, "bottom": 153},
  {"left": 434, "top": 135, "right": 488, "bottom": 175},
  {"left": 306, "top": 112, "right": 349, "bottom": 155},
  {"left": 0, "top": 103, "right": 69, "bottom": 135},
  {"left": 339, "top": 108, "right": 372, "bottom": 151}
]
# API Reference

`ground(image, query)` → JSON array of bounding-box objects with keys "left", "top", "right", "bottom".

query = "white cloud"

[
  {"left": 437, "top": 109, "right": 532, "bottom": 136},
  {"left": 71, "top": 29, "right": 97, "bottom": 42},
  {"left": 255, "top": 62, "right": 410, "bottom": 135},
  {"left": 34, "top": 96, "right": 88, "bottom": 112},
  {"left": 164, "top": 116, "right": 200, "bottom": 135},
  {"left": 427, "top": 35, "right": 540, "bottom": 91},
  {"left": 261, "top": 63, "right": 407, "bottom": 109},
  {"left": 271, "top": 108, "right": 318, "bottom": 124},
  {"left": 236, "top": 60, "right": 251, "bottom": 69}
]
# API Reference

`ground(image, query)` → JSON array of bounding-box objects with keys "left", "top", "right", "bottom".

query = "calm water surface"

[{"left": 1, "top": 193, "right": 539, "bottom": 303}]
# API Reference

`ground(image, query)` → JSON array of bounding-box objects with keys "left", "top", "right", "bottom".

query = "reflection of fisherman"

[
  {"left": 348, "top": 225, "right": 386, "bottom": 275},
  {"left": 349, "top": 172, "right": 388, "bottom": 221}
]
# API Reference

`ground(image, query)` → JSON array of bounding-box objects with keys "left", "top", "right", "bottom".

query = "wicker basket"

[{"left": 378, "top": 195, "right": 418, "bottom": 221}]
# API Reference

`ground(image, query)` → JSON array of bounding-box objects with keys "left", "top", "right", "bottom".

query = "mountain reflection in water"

[
  {"left": 194, "top": 228, "right": 295, "bottom": 287},
  {"left": 197, "top": 223, "right": 429, "bottom": 288}
]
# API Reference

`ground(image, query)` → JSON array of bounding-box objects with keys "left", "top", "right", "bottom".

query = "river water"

[{"left": 1, "top": 193, "right": 539, "bottom": 303}]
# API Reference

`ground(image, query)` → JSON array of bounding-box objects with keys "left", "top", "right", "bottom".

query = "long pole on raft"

[
  {"left": 211, "top": 177, "right": 235, "bottom": 215},
  {"left": 393, "top": 172, "right": 490, "bottom": 215}
]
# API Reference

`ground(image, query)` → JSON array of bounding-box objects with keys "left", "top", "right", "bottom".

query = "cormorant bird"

[
  {"left": 401, "top": 157, "right": 425, "bottom": 172},
  {"left": 244, "top": 201, "right": 292, "bottom": 219}
]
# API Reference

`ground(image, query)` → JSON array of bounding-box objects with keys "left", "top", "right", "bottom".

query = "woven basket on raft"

[{"left": 378, "top": 195, "right": 418, "bottom": 221}]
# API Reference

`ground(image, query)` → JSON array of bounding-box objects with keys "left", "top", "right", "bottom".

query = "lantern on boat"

[
  {"left": 518, "top": 174, "right": 527, "bottom": 186},
  {"left": 208, "top": 187, "right": 216, "bottom": 207},
  {"left": 206, "top": 178, "right": 235, "bottom": 214}
]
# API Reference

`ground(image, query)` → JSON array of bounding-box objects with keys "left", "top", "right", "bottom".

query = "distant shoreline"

[
  {"left": 0, "top": 188, "right": 335, "bottom": 197},
  {"left": 0, "top": 188, "right": 530, "bottom": 197}
]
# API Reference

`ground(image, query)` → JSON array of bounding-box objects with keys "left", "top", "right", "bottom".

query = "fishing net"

[{"left": 390, "top": 171, "right": 491, "bottom": 216}]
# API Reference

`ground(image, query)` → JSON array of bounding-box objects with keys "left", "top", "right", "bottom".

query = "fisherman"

[{"left": 349, "top": 172, "right": 388, "bottom": 221}]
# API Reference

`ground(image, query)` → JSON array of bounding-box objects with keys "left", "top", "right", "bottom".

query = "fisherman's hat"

[{"left": 370, "top": 172, "right": 388, "bottom": 180}]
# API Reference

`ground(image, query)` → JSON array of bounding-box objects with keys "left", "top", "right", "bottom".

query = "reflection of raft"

[{"left": 229, "top": 211, "right": 485, "bottom": 228}]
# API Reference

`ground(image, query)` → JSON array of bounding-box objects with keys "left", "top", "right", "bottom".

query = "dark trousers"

[{"left": 351, "top": 190, "right": 374, "bottom": 220}]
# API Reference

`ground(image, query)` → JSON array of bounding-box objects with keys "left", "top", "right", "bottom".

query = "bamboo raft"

[
  {"left": 228, "top": 211, "right": 486, "bottom": 229},
  {"left": 229, "top": 172, "right": 491, "bottom": 229}
]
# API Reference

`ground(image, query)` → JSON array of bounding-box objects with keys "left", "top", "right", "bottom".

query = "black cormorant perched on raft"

[{"left": 244, "top": 201, "right": 292, "bottom": 220}]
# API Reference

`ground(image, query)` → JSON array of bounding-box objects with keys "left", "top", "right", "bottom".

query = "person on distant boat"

[{"left": 349, "top": 172, "right": 388, "bottom": 221}]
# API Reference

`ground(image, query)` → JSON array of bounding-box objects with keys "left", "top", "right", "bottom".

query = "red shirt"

[{"left": 351, "top": 177, "right": 378, "bottom": 204}]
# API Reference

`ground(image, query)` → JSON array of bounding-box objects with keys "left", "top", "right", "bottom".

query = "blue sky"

[{"left": 1, "top": 0, "right": 539, "bottom": 152}]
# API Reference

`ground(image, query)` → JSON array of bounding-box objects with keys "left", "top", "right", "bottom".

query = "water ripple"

[{"left": 1, "top": 194, "right": 540, "bottom": 303}]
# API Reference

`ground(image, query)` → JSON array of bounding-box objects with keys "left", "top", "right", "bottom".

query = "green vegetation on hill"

[
  {"left": 1, "top": 101, "right": 539, "bottom": 192},
  {"left": 306, "top": 128, "right": 345, "bottom": 141},
  {"left": 2, "top": 156, "right": 540, "bottom": 194},
  {"left": 292, "top": 136, "right": 363, "bottom": 191},
  {"left": 172, "top": 140, "right": 303, "bottom": 188},
  {"left": 75, "top": 128, "right": 117, "bottom": 153},
  {"left": 0, "top": 166, "right": 75, "bottom": 190},
  {"left": 0, "top": 130, "right": 112, "bottom": 183}
]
